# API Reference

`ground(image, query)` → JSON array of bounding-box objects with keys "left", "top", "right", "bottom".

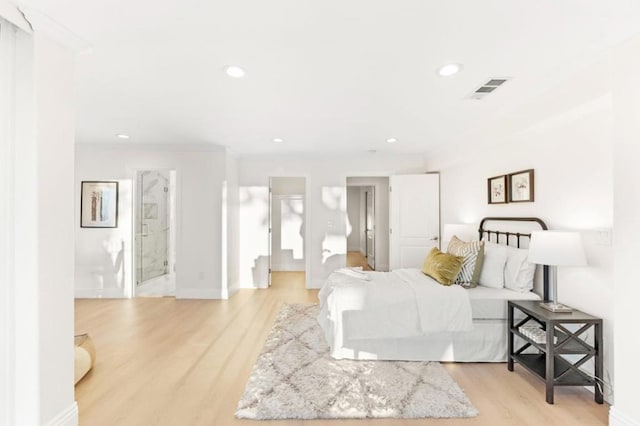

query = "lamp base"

[{"left": 540, "top": 302, "right": 573, "bottom": 313}]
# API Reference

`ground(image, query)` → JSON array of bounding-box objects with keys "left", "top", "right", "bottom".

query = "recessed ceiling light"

[
  {"left": 224, "top": 65, "right": 246, "bottom": 78},
  {"left": 386, "top": 137, "right": 398, "bottom": 144},
  {"left": 116, "top": 134, "right": 130, "bottom": 139},
  {"left": 437, "top": 63, "right": 463, "bottom": 77},
  {"left": 272, "top": 138, "right": 284, "bottom": 143}
]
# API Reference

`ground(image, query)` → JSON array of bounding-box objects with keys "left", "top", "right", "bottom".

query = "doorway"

[
  {"left": 346, "top": 177, "right": 390, "bottom": 272},
  {"left": 365, "top": 187, "right": 375, "bottom": 270},
  {"left": 269, "top": 177, "right": 307, "bottom": 288},
  {"left": 135, "top": 169, "right": 176, "bottom": 297}
]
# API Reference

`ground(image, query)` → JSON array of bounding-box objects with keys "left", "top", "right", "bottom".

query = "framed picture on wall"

[
  {"left": 508, "top": 169, "right": 535, "bottom": 203},
  {"left": 487, "top": 174, "right": 508, "bottom": 204},
  {"left": 80, "top": 181, "right": 119, "bottom": 228}
]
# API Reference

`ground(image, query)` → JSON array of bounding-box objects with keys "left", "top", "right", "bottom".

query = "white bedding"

[
  {"left": 468, "top": 285, "right": 541, "bottom": 319},
  {"left": 317, "top": 268, "right": 473, "bottom": 358},
  {"left": 335, "top": 320, "right": 512, "bottom": 362}
]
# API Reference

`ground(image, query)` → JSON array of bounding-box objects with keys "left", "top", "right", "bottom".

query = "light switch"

[{"left": 595, "top": 228, "right": 612, "bottom": 246}]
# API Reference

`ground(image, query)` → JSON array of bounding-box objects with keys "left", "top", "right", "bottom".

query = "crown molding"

[
  {"left": 20, "top": 6, "right": 91, "bottom": 53},
  {"left": 0, "top": 1, "right": 31, "bottom": 32}
]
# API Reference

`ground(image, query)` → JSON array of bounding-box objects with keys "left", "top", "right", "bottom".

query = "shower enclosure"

[{"left": 136, "top": 170, "right": 171, "bottom": 287}]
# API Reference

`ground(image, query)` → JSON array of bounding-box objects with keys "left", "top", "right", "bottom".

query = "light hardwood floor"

[
  {"left": 346, "top": 251, "right": 373, "bottom": 271},
  {"left": 75, "top": 272, "right": 608, "bottom": 425}
]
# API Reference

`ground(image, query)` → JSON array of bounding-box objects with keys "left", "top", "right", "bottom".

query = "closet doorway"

[
  {"left": 268, "top": 177, "right": 307, "bottom": 289},
  {"left": 134, "top": 169, "right": 177, "bottom": 297}
]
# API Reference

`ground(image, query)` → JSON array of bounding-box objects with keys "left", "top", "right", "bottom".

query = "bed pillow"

[
  {"left": 446, "top": 236, "right": 485, "bottom": 288},
  {"left": 421, "top": 247, "right": 464, "bottom": 286},
  {"left": 479, "top": 242, "right": 508, "bottom": 288},
  {"left": 504, "top": 246, "right": 536, "bottom": 292}
]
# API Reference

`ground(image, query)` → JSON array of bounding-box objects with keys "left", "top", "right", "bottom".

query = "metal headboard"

[{"left": 478, "top": 217, "right": 549, "bottom": 301}]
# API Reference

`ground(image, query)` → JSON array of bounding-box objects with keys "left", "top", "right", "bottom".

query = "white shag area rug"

[{"left": 235, "top": 303, "right": 478, "bottom": 420}]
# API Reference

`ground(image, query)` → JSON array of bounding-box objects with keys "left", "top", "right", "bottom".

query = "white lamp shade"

[
  {"left": 442, "top": 224, "right": 477, "bottom": 243},
  {"left": 528, "top": 231, "right": 587, "bottom": 266}
]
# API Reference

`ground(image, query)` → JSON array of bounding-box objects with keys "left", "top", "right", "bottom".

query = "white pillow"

[
  {"left": 504, "top": 245, "right": 536, "bottom": 292},
  {"left": 479, "top": 242, "right": 508, "bottom": 288}
]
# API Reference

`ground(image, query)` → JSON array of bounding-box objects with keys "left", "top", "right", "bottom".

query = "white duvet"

[{"left": 317, "top": 268, "right": 473, "bottom": 358}]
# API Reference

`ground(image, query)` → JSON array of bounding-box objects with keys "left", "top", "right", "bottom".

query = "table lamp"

[{"left": 528, "top": 231, "right": 587, "bottom": 313}]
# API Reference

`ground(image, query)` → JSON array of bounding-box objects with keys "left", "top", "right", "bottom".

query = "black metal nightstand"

[{"left": 507, "top": 300, "right": 603, "bottom": 404}]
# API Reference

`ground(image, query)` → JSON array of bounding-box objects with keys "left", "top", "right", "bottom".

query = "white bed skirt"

[{"left": 329, "top": 319, "right": 514, "bottom": 362}]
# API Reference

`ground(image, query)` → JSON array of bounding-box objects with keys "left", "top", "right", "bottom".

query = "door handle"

[{"left": 429, "top": 236, "right": 439, "bottom": 241}]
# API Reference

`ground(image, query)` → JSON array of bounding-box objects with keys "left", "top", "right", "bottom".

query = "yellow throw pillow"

[{"left": 421, "top": 247, "right": 464, "bottom": 286}]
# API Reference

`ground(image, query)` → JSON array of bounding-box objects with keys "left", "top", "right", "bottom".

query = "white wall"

[
  {"left": 238, "top": 154, "right": 423, "bottom": 288},
  {"left": 1, "top": 11, "right": 77, "bottom": 424},
  {"left": 34, "top": 32, "right": 77, "bottom": 426},
  {"left": 75, "top": 144, "right": 229, "bottom": 299},
  {"left": 426, "top": 60, "right": 615, "bottom": 401},
  {"left": 225, "top": 152, "right": 240, "bottom": 296},
  {"left": 346, "top": 186, "right": 361, "bottom": 251},
  {"left": 238, "top": 186, "right": 270, "bottom": 288},
  {"left": 610, "top": 35, "right": 640, "bottom": 426},
  {"left": 271, "top": 177, "right": 305, "bottom": 195}
]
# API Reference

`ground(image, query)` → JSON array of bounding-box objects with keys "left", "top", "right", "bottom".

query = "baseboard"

[
  {"left": 347, "top": 245, "right": 360, "bottom": 252},
  {"left": 175, "top": 287, "right": 225, "bottom": 299},
  {"left": 228, "top": 286, "right": 240, "bottom": 298},
  {"left": 610, "top": 407, "right": 640, "bottom": 426},
  {"left": 237, "top": 282, "right": 262, "bottom": 289},
  {"left": 74, "top": 288, "right": 125, "bottom": 298},
  {"left": 310, "top": 279, "right": 325, "bottom": 289},
  {"left": 45, "top": 402, "right": 78, "bottom": 426}
]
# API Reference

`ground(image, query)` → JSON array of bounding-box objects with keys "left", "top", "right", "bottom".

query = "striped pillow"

[{"left": 446, "top": 236, "right": 485, "bottom": 288}]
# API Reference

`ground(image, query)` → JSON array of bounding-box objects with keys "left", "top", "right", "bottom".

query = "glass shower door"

[{"left": 136, "top": 170, "right": 170, "bottom": 285}]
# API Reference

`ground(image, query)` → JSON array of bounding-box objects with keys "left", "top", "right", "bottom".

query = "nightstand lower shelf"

[{"left": 511, "top": 353, "right": 596, "bottom": 386}]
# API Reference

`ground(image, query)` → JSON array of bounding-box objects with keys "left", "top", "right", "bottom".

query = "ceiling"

[{"left": 20, "top": 0, "right": 640, "bottom": 155}]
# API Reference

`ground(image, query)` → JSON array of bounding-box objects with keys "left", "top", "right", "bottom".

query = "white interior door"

[
  {"left": 389, "top": 174, "right": 440, "bottom": 270},
  {"left": 365, "top": 188, "right": 375, "bottom": 270}
]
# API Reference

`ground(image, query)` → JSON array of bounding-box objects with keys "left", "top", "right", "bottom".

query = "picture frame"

[
  {"left": 80, "top": 181, "right": 119, "bottom": 228},
  {"left": 487, "top": 174, "right": 508, "bottom": 204},
  {"left": 508, "top": 169, "right": 535, "bottom": 203}
]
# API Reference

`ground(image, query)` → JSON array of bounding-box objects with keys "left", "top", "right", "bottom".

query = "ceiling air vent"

[{"left": 467, "top": 77, "right": 510, "bottom": 100}]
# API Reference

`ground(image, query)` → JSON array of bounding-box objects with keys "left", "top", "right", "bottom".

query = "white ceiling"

[{"left": 20, "top": 0, "right": 640, "bottom": 155}]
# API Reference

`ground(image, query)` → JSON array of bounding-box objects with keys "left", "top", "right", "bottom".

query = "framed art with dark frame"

[
  {"left": 80, "top": 181, "right": 119, "bottom": 228},
  {"left": 508, "top": 169, "right": 534, "bottom": 203},
  {"left": 487, "top": 174, "right": 508, "bottom": 204}
]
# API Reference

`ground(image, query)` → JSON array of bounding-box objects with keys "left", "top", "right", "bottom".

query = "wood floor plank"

[
  {"left": 75, "top": 273, "right": 608, "bottom": 425},
  {"left": 347, "top": 251, "right": 373, "bottom": 270}
]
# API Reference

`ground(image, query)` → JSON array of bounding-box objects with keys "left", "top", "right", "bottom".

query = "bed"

[{"left": 317, "top": 217, "right": 550, "bottom": 362}]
